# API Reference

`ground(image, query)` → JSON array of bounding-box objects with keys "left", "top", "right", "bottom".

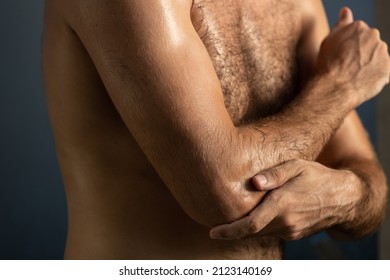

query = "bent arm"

[
  {"left": 303, "top": 1, "right": 388, "bottom": 238},
  {"left": 63, "top": 0, "right": 363, "bottom": 227},
  {"left": 209, "top": 112, "right": 387, "bottom": 240},
  {"left": 209, "top": 2, "right": 388, "bottom": 239}
]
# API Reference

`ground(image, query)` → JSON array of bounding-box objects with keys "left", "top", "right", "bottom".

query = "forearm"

[
  {"left": 211, "top": 108, "right": 389, "bottom": 240},
  {"left": 211, "top": 7, "right": 390, "bottom": 236},
  {"left": 328, "top": 158, "right": 388, "bottom": 239},
  {"left": 215, "top": 74, "right": 356, "bottom": 223},
  {"left": 234, "top": 73, "right": 356, "bottom": 176}
]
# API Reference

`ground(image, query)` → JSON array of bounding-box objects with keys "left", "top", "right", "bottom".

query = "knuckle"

[
  {"left": 268, "top": 192, "right": 284, "bottom": 213},
  {"left": 290, "top": 158, "right": 303, "bottom": 166},
  {"left": 306, "top": 161, "right": 320, "bottom": 172},
  {"left": 280, "top": 219, "right": 301, "bottom": 240},
  {"left": 354, "top": 20, "right": 366, "bottom": 30},
  {"left": 269, "top": 167, "right": 284, "bottom": 184},
  {"left": 284, "top": 232, "right": 302, "bottom": 241},
  {"left": 279, "top": 194, "right": 294, "bottom": 211},
  {"left": 283, "top": 215, "right": 295, "bottom": 229},
  {"left": 289, "top": 159, "right": 306, "bottom": 174},
  {"left": 378, "top": 43, "right": 389, "bottom": 59},
  {"left": 370, "top": 28, "right": 380, "bottom": 38},
  {"left": 268, "top": 191, "right": 281, "bottom": 205},
  {"left": 275, "top": 198, "right": 286, "bottom": 214},
  {"left": 284, "top": 201, "right": 294, "bottom": 213}
]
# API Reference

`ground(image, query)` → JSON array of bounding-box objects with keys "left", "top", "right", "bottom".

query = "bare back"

[{"left": 43, "top": 0, "right": 309, "bottom": 259}]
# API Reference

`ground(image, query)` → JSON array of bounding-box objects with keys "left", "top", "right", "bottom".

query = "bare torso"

[{"left": 44, "top": 0, "right": 305, "bottom": 259}]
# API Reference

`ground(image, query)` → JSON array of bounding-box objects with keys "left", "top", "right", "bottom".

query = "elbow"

[
  {"left": 165, "top": 126, "right": 266, "bottom": 227},
  {"left": 191, "top": 198, "right": 254, "bottom": 229},
  {"left": 185, "top": 177, "right": 263, "bottom": 228}
]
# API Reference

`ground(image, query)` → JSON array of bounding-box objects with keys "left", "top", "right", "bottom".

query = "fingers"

[
  {"left": 253, "top": 159, "right": 305, "bottom": 191},
  {"left": 209, "top": 198, "right": 278, "bottom": 240},
  {"left": 209, "top": 217, "right": 254, "bottom": 240},
  {"left": 334, "top": 7, "right": 354, "bottom": 30}
]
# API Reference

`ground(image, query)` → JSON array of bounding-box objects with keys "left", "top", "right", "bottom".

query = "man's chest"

[{"left": 191, "top": 0, "right": 303, "bottom": 124}]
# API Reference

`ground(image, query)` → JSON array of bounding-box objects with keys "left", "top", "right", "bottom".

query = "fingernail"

[
  {"left": 255, "top": 175, "right": 268, "bottom": 187},
  {"left": 340, "top": 7, "right": 349, "bottom": 19},
  {"left": 209, "top": 230, "right": 218, "bottom": 239}
]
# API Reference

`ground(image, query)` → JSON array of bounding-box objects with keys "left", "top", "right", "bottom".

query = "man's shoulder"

[
  {"left": 50, "top": 0, "right": 194, "bottom": 34},
  {"left": 56, "top": 0, "right": 193, "bottom": 16}
]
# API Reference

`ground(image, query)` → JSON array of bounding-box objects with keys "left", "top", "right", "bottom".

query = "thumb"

[
  {"left": 253, "top": 160, "right": 305, "bottom": 191},
  {"left": 334, "top": 7, "right": 354, "bottom": 30}
]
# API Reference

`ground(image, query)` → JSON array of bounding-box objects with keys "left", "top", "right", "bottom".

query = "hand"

[
  {"left": 317, "top": 7, "right": 390, "bottom": 106},
  {"left": 209, "top": 159, "right": 361, "bottom": 240}
]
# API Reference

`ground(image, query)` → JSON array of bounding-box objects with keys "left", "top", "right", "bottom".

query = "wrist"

[
  {"left": 336, "top": 169, "right": 364, "bottom": 225},
  {"left": 326, "top": 169, "right": 364, "bottom": 240},
  {"left": 308, "top": 71, "right": 359, "bottom": 110}
]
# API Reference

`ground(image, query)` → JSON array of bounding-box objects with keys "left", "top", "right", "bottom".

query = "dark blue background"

[{"left": 0, "top": 1, "right": 377, "bottom": 259}]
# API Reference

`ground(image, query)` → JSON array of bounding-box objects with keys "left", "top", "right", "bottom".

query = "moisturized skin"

[{"left": 43, "top": 0, "right": 390, "bottom": 259}]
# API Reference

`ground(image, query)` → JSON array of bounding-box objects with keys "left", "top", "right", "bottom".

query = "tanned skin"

[{"left": 43, "top": 0, "right": 390, "bottom": 259}]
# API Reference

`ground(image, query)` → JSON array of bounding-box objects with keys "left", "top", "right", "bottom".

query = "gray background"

[
  {"left": 0, "top": 0, "right": 66, "bottom": 259},
  {"left": 0, "top": 0, "right": 387, "bottom": 259}
]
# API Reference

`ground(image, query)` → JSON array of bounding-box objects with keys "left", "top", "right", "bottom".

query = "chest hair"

[{"left": 191, "top": 0, "right": 302, "bottom": 125}]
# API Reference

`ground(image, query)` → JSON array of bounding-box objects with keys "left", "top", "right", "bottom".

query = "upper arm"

[
  {"left": 65, "top": 0, "right": 232, "bottom": 144},
  {"left": 297, "top": 0, "right": 330, "bottom": 80},
  {"left": 317, "top": 111, "right": 377, "bottom": 167},
  {"left": 61, "top": 0, "right": 248, "bottom": 226}
]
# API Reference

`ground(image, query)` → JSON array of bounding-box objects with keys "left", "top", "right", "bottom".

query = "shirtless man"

[{"left": 42, "top": 0, "right": 390, "bottom": 259}]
